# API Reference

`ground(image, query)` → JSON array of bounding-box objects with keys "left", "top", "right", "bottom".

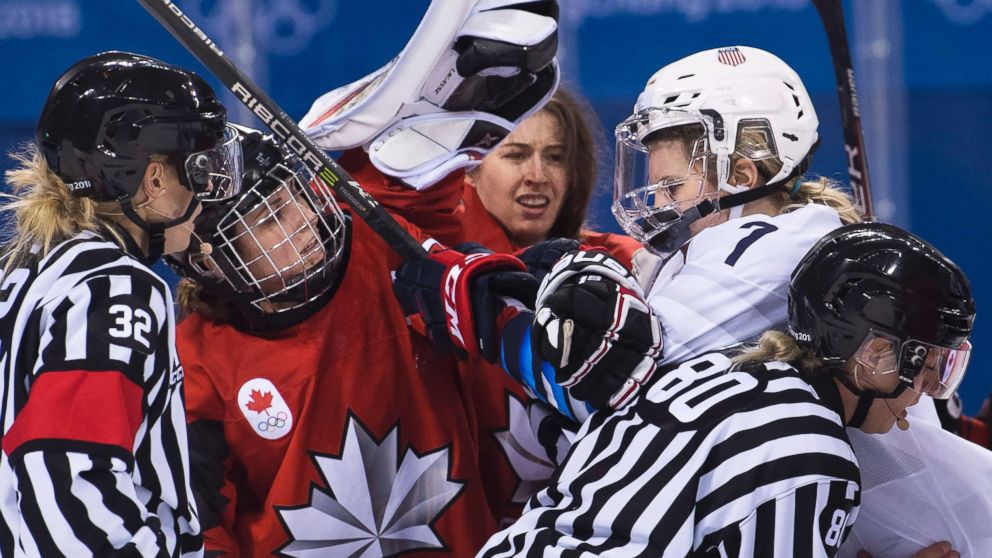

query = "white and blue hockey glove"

[
  {"left": 301, "top": 0, "right": 559, "bottom": 189},
  {"left": 533, "top": 250, "right": 664, "bottom": 410}
]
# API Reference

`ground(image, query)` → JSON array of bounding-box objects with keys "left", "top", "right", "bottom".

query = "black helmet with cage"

[
  {"left": 36, "top": 51, "right": 243, "bottom": 258},
  {"left": 167, "top": 124, "right": 349, "bottom": 334},
  {"left": 788, "top": 222, "right": 975, "bottom": 407}
]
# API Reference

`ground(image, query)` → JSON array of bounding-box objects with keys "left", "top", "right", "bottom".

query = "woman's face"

[
  {"left": 234, "top": 182, "right": 325, "bottom": 298},
  {"left": 846, "top": 336, "right": 928, "bottom": 434},
  {"left": 468, "top": 111, "right": 568, "bottom": 247},
  {"left": 646, "top": 139, "right": 724, "bottom": 235}
]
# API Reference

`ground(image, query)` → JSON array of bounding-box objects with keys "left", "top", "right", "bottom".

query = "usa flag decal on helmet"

[{"left": 717, "top": 47, "right": 746, "bottom": 66}]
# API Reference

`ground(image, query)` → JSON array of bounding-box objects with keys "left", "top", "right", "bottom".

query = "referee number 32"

[{"left": 108, "top": 304, "right": 152, "bottom": 350}]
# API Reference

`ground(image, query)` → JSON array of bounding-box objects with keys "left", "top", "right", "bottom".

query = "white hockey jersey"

[
  {"left": 636, "top": 203, "right": 843, "bottom": 365},
  {"left": 839, "top": 419, "right": 992, "bottom": 557}
]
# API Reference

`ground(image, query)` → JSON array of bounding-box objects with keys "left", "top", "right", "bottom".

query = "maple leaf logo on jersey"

[
  {"left": 275, "top": 413, "right": 465, "bottom": 557},
  {"left": 494, "top": 395, "right": 561, "bottom": 503},
  {"left": 238, "top": 378, "right": 294, "bottom": 440},
  {"left": 245, "top": 389, "right": 274, "bottom": 414}
]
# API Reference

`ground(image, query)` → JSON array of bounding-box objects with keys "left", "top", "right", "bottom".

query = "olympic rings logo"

[
  {"left": 179, "top": 0, "right": 337, "bottom": 55},
  {"left": 258, "top": 411, "right": 289, "bottom": 432},
  {"left": 928, "top": 0, "right": 992, "bottom": 25}
]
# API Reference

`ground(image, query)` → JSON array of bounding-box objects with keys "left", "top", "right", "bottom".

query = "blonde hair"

[
  {"left": 732, "top": 330, "right": 827, "bottom": 375},
  {"left": 0, "top": 144, "right": 166, "bottom": 272}
]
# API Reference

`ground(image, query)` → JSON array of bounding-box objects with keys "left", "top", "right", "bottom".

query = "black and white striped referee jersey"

[
  {"left": 479, "top": 351, "right": 861, "bottom": 558},
  {"left": 0, "top": 230, "right": 202, "bottom": 557}
]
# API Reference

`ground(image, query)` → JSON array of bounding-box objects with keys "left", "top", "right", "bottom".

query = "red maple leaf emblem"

[{"left": 245, "top": 389, "right": 274, "bottom": 415}]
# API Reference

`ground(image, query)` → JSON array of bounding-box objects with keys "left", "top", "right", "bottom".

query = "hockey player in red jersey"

[
  {"left": 301, "top": 3, "right": 642, "bottom": 521},
  {"left": 167, "top": 2, "right": 574, "bottom": 554},
  {"left": 325, "top": 90, "right": 642, "bottom": 523},
  {"left": 170, "top": 125, "right": 507, "bottom": 556}
]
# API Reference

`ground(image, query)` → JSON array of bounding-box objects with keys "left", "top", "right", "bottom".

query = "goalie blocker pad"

[{"left": 301, "top": 0, "right": 559, "bottom": 190}]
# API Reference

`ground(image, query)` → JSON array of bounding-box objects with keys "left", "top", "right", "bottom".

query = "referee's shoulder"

[{"left": 39, "top": 231, "right": 170, "bottom": 294}]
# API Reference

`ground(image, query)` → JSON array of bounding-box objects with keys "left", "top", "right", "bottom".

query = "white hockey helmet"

[{"left": 613, "top": 46, "right": 819, "bottom": 257}]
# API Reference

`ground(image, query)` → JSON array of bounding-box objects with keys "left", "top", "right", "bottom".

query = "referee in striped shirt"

[
  {"left": 479, "top": 223, "right": 974, "bottom": 558},
  {"left": 0, "top": 53, "right": 241, "bottom": 556}
]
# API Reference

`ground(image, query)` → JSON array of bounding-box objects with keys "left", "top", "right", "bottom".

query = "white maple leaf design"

[
  {"left": 276, "top": 413, "right": 465, "bottom": 557},
  {"left": 493, "top": 396, "right": 560, "bottom": 503}
]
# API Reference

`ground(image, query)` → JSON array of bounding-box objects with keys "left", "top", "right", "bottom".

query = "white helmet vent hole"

[{"left": 678, "top": 74, "right": 694, "bottom": 80}]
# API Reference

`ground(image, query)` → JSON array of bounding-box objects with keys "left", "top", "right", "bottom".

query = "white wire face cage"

[
  {"left": 210, "top": 161, "right": 347, "bottom": 313},
  {"left": 611, "top": 107, "right": 782, "bottom": 254}
]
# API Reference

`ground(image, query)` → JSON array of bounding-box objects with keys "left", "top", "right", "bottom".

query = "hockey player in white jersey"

[
  {"left": 485, "top": 46, "right": 862, "bottom": 420},
  {"left": 610, "top": 45, "right": 859, "bottom": 366}
]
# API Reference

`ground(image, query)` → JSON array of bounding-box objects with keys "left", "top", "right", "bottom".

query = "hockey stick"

[
  {"left": 137, "top": 0, "right": 427, "bottom": 261},
  {"left": 811, "top": 0, "right": 874, "bottom": 221}
]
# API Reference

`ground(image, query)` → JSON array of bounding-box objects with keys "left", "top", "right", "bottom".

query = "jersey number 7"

[{"left": 725, "top": 222, "right": 779, "bottom": 267}]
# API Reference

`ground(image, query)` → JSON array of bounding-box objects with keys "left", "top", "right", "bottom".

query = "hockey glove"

[
  {"left": 302, "top": 0, "right": 560, "bottom": 189},
  {"left": 393, "top": 241, "right": 539, "bottom": 361},
  {"left": 533, "top": 250, "right": 663, "bottom": 410},
  {"left": 935, "top": 391, "right": 992, "bottom": 449},
  {"left": 517, "top": 237, "right": 581, "bottom": 283}
]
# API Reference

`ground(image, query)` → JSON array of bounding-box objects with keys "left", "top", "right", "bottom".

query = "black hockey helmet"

[
  {"left": 37, "top": 51, "right": 240, "bottom": 203},
  {"left": 788, "top": 222, "right": 975, "bottom": 399},
  {"left": 168, "top": 124, "right": 349, "bottom": 333}
]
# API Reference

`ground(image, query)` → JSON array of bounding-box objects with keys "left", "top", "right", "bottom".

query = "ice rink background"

[{"left": 1, "top": 0, "right": 990, "bottom": 410}]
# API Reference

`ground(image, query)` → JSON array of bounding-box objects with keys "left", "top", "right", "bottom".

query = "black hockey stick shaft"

[
  {"left": 811, "top": 0, "right": 874, "bottom": 220},
  {"left": 137, "top": 0, "right": 427, "bottom": 261}
]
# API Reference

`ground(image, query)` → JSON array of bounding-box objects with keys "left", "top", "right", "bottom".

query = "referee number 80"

[{"left": 646, "top": 353, "right": 759, "bottom": 423}]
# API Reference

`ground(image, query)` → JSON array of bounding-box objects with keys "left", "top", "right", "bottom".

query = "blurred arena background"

[{"left": 1, "top": 0, "right": 990, "bottom": 410}]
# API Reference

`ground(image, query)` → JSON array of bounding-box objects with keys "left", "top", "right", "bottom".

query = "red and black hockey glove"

[
  {"left": 532, "top": 249, "right": 663, "bottom": 410},
  {"left": 936, "top": 391, "right": 992, "bottom": 449},
  {"left": 393, "top": 240, "right": 538, "bottom": 362}
]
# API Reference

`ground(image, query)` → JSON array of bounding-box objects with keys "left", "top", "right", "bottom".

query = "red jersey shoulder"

[
  {"left": 341, "top": 148, "right": 466, "bottom": 245},
  {"left": 580, "top": 230, "right": 641, "bottom": 269}
]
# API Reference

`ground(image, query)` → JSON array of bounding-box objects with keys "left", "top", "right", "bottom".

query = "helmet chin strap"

[
  {"left": 714, "top": 149, "right": 749, "bottom": 220},
  {"left": 119, "top": 194, "right": 200, "bottom": 263},
  {"left": 831, "top": 365, "right": 909, "bottom": 429},
  {"left": 644, "top": 136, "right": 821, "bottom": 258}
]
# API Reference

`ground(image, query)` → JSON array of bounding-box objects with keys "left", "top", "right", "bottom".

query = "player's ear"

[
  {"left": 731, "top": 157, "right": 760, "bottom": 189},
  {"left": 140, "top": 159, "right": 169, "bottom": 200},
  {"left": 464, "top": 166, "right": 478, "bottom": 188}
]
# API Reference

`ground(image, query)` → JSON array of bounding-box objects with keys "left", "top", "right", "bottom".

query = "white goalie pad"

[{"left": 301, "top": 0, "right": 559, "bottom": 189}]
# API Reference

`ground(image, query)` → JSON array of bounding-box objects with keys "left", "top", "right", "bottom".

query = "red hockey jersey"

[
  {"left": 340, "top": 150, "right": 641, "bottom": 525},
  {"left": 178, "top": 216, "right": 505, "bottom": 557}
]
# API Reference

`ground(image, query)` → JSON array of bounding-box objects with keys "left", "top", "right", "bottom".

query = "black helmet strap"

[
  {"left": 848, "top": 393, "right": 874, "bottom": 429},
  {"left": 119, "top": 194, "right": 201, "bottom": 264},
  {"left": 830, "top": 365, "right": 909, "bottom": 428}
]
